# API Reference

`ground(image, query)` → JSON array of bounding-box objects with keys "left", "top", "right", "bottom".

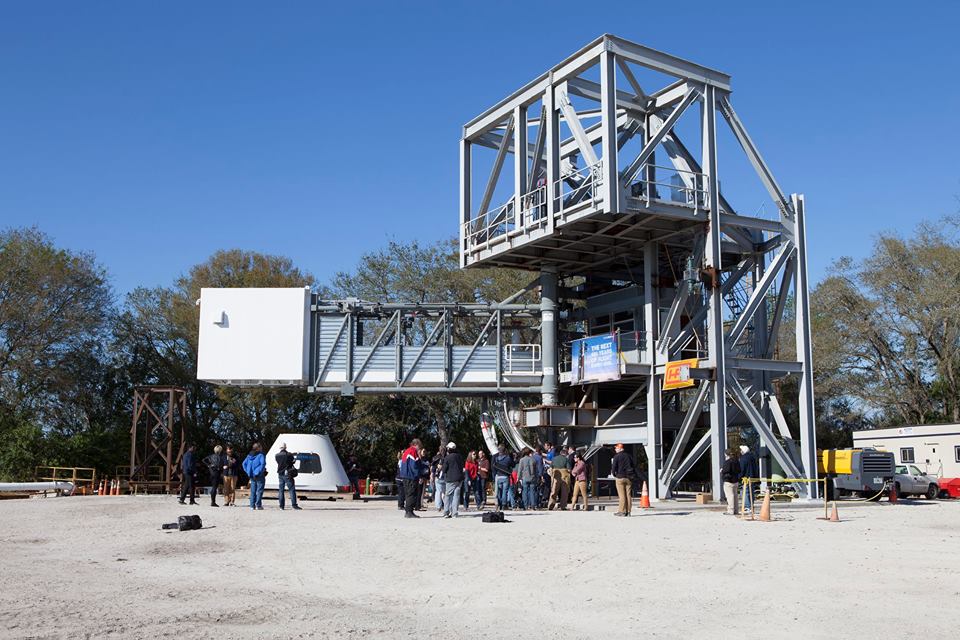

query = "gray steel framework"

[{"left": 459, "top": 34, "right": 818, "bottom": 500}]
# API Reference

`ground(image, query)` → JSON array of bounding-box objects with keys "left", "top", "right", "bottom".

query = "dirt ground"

[{"left": 1, "top": 494, "right": 959, "bottom": 639}]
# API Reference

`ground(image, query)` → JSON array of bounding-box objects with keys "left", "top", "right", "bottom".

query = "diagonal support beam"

[
  {"left": 451, "top": 313, "right": 498, "bottom": 385},
  {"left": 670, "top": 431, "right": 710, "bottom": 489},
  {"left": 399, "top": 312, "right": 447, "bottom": 387},
  {"left": 557, "top": 90, "right": 599, "bottom": 167},
  {"left": 765, "top": 257, "right": 796, "bottom": 358},
  {"left": 726, "top": 375, "right": 803, "bottom": 480},
  {"left": 477, "top": 114, "right": 515, "bottom": 219},
  {"left": 601, "top": 380, "right": 647, "bottom": 427},
  {"left": 725, "top": 242, "right": 794, "bottom": 347},
  {"left": 668, "top": 257, "right": 754, "bottom": 355},
  {"left": 718, "top": 96, "right": 790, "bottom": 216},
  {"left": 353, "top": 311, "right": 400, "bottom": 383},
  {"left": 660, "top": 382, "right": 710, "bottom": 485},
  {"left": 616, "top": 57, "right": 649, "bottom": 104},
  {"left": 620, "top": 87, "right": 699, "bottom": 187},
  {"left": 528, "top": 106, "right": 547, "bottom": 186},
  {"left": 314, "top": 314, "right": 349, "bottom": 385}
]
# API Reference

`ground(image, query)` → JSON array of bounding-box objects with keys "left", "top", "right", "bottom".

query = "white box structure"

[
  {"left": 197, "top": 287, "right": 311, "bottom": 385},
  {"left": 853, "top": 424, "right": 960, "bottom": 478}
]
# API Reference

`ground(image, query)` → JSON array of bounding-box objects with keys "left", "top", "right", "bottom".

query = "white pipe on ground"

[{"left": 0, "top": 482, "right": 75, "bottom": 494}]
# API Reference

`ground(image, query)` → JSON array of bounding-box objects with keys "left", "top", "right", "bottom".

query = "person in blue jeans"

[
  {"left": 492, "top": 444, "right": 514, "bottom": 510},
  {"left": 517, "top": 448, "right": 539, "bottom": 510},
  {"left": 242, "top": 442, "right": 266, "bottom": 510},
  {"left": 275, "top": 442, "right": 302, "bottom": 511}
]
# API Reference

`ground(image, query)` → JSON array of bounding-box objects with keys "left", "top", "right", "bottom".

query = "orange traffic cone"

[
  {"left": 758, "top": 490, "right": 771, "bottom": 522},
  {"left": 829, "top": 502, "right": 840, "bottom": 522},
  {"left": 640, "top": 481, "right": 652, "bottom": 509},
  {"left": 98, "top": 479, "right": 105, "bottom": 495}
]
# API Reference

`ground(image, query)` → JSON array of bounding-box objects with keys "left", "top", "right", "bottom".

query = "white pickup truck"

[{"left": 894, "top": 464, "right": 939, "bottom": 499}]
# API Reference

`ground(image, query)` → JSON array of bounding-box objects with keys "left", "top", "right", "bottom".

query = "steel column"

[
  {"left": 540, "top": 266, "right": 559, "bottom": 405},
  {"left": 793, "top": 194, "right": 819, "bottom": 497}
]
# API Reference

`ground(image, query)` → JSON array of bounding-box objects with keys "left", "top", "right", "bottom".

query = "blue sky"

[{"left": 1, "top": 1, "right": 958, "bottom": 296}]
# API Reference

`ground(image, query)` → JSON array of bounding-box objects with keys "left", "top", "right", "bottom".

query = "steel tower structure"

[
  {"left": 196, "top": 34, "right": 817, "bottom": 501},
  {"left": 459, "top": 34, "right": 817, "bottom": 500}
]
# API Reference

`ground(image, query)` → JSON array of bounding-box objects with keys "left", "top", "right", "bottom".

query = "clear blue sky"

[{"left": 2, "top": 1, "right": 958, "bottom": 296}]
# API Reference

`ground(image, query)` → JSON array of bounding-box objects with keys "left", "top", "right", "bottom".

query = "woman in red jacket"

[
  {"left": 476, "top": 450, "right": 490, "bottom": 509},
  {"left": 463, "top": 451, "right": 478, "bottom": 510}
]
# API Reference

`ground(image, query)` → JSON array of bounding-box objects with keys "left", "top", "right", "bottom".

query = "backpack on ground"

[{"left": 482, "top": 511, "right": 507, "bottom": 523}]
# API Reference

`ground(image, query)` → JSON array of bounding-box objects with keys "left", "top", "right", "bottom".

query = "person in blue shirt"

[
  {"left": 242, "top": 443, "right": 267, "bottom": 511},
  {"left": 178, "top": 445, "right": 197, "bottom": 505}
]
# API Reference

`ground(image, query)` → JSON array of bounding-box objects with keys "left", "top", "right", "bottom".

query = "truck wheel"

[
  {"left": 895, "top": 483, "right": 908, "bottom": 499},
  {"left": 926, "top": 484, "right": 938, "bottom": 500}
]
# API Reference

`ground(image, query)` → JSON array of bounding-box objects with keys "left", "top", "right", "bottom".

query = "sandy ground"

[{"left": 1, "top": 495, "right": 959, "bottom": 639}]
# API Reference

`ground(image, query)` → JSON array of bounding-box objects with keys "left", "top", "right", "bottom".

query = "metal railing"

[
  {"left": 463, "top": 183, "right": 550, "bottom": 251},
  {"left": 628, "top": 164, "right": 708, "bottom": 212},
  {"left": 504, "top": 344, "right": 541, "bottom": 374},
  {"left": 556, "top": 161, "right": 602, "bottom": 216}
]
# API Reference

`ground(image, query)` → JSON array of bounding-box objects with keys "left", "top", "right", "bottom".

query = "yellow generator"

[{"left": 819, "top": 448, "right": 894, "bottom": 499}]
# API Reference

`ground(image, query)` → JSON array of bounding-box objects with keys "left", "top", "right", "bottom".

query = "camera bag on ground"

[
  {"left": 482, "top": 511, "right": 507, "bottom": 523},
  {"left": 161, "top": 514, "right": 203, "bottom": 531}
]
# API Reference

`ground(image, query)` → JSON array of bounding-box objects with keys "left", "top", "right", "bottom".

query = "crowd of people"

[
  {"left": 176, "top": 441, "right": 301, "bottom": 510},
  {"left": 176, "top": 436, "right": 683, "bottom": 518},
  {"left": 395, "top": 439, "right": 640, "bottom": 518}
]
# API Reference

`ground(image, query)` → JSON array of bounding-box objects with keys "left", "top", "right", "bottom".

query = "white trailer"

[{"left": 852, "top": 424, "right": 960, "bottom": 478}]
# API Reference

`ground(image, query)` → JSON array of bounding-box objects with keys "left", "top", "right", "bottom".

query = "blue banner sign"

[{"left": 571, "top": 334, "right": 621, "bottom": 384}]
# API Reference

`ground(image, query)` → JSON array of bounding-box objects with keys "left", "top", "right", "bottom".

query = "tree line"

[{"left": 2, "top": 218, "right": 959, "bottom": 480}]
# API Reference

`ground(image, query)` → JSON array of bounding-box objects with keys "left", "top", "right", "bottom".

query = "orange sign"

[{"left": 663, "top": 358, "right": 699, "bottom": 390}]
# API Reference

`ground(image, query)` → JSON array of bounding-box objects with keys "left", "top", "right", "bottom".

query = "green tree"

[
  {"left": 0, "top": 228, "right": 116, "bottom": 479},
  {"left": 809, "top": 217, "right": 960, "bottom": 426}
]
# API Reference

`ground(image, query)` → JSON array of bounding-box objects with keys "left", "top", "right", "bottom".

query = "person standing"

[
  {"left": 611, "top": 443, "right": 637, "bottom": 517},
  {"left": 476, "top": 449, "right": 490, "bottom": 509},
  {"left": 492, "top": 444, "right": 514, "bottom": 510},
  {"left": 242, "top": 443, "right": 266, "bottom": 511},
  {"left": 222, "top": 446, "right": 239, "bottom": 506},
  {"left": 517, "top": 448, "right": 539, "bottom": 510},
  {"left": 178, "top": 445, "right": 198, "bottom": 505},
  {"left": 570, "top": 452, "right": 589, "bottom": 511},
  {"left": 431, "top": 447, "right": 446, "bottom": 513},
  {"left": 203, "top": 445, "right": 226, "bottom": 507},
  {"left": 416, "top": 445, "right": 430, "bottom": 510},
  {"left": 398, "top": 438, "right": 422, "bottom": 518},
  {"left": 346, "top": 455, "right": 362, "bottom": 499},
  {"left": 275, "top": 442, "right": 302, "bottom": 511},
  {"left": 441, "top": 442, "right": 465, "bottom": 518},
  {"left": 463, "top": 451, "right": 478, "bottom": 510},
  {"left": 739, "top": 445, "right": 759, "bottom": 512},
  {"left": 395, "top": 450, "right": 405, "bottom": 510},
  {"left": 548, "top": 447, "right": 570, "bottom": 510},
  {"left": 722, "top": 448, "right": 741, "bottom": 516}
]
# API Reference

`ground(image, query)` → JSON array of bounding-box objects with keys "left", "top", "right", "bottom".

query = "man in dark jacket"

[
  {"left": 738, "top": 445, "right": 759, "bottom": 511},
  {"left": 203, "top": 445, "right": 226, "bottom": 507},
  {"left": 398, "top": 438, "right": 423, "bottom": 518},
  {"left": 611, "top": 443, "right": 637, "bottom": 516},
  {"left": 347, "top": 455, "right": 363, "bottom": 499},
  {"left": 722, "top": 448, "right": 741, "bottom": 515},
  {"left": 275, "top": 442, "right": 302, "bottom": 511},
  {"left": 491, "top": 444, "right": 514, "bottom": 510},
  {"left": 441, "top": 442, "right": 465, "bottom": 518},
  {"left": 178, "top": 445, "right": 198, "bottom": 505}
]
